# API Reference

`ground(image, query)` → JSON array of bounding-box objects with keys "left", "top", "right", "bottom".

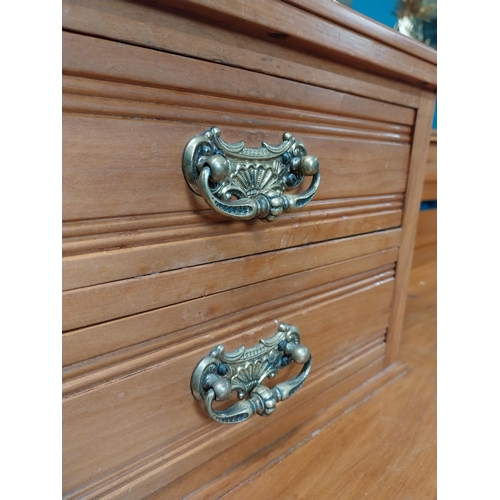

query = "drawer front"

[
  {"left": 63, "top": 30, "right": 412, "bottom": 291},
  {"left": 62, "top": 37, "right": 407, "bottom": 500},
  {"left": 63, "top": 246, "right": 396, "bottom": 496},
  {"left": 63, "top": 231, "right": 399, "bottom": 377}
]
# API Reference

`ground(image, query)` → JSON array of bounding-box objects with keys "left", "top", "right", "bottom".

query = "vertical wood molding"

[{"left": 384, "top": 90, "right": 436, "bottom": 366}]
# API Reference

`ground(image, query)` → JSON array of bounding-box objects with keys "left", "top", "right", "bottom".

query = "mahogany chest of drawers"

[{"left": 62, "top": 1, "right": 437, "bottom": 498}]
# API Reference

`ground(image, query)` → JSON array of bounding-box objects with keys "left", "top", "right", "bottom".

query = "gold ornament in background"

[{"left": 395, "top": 0, "right": 437, "bottom": 46}]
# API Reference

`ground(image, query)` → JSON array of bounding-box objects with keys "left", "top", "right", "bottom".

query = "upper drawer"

[
  {"left": 62, "top": 29, "right": 413, "bottom": 290},
  {"left": 62, "top": 31, "right": 413, "bottom": 220}
]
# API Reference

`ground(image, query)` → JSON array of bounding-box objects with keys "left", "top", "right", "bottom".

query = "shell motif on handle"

[
  {"left": 182, "top": 127, "right": 320, "bottom": 222},
  {"left": 191, "top": 323, "right": 312, "bottom": 424}
]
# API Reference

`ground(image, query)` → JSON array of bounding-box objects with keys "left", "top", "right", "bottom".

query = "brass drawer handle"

[
  {"left": 182, "top": 127, "right": 320, "bottom": 222},
  {"left": 191, "top": 322, "right": 311, "bottom": 424}
]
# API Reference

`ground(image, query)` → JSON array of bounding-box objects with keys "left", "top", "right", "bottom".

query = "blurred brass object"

[
  {"left": 182, "top": 127, "right": 320, "bottom": 222},
  {"left": 395, "top": 0, "right": 437, "bottom": 46}
]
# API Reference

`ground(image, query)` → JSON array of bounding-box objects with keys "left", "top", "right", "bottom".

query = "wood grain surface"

[
  {"left": 63, "top": 229, "right": 401, "bottom": 330},
  {"left": 150, "top": 0, "right": 437, "bottom": 86},
  {"left": 422, "top": 131, "right": 437, "bottom": 201},
  {"left": 62, "top": 0, "right": 430, "bottom": 101},
  {"left": 63, "top": 276, "right": 394, "bottom": 491},
  {"left": 62, "top": 196, "right": 404, "bottom": 254},
  {"left": 183, "top": 238, "right": 436, "bottom": 500},
  {"left": 62, "top": 30, "right": 414, "bottom": 223},
  {"left": 415, "top": 209, "right": 437, "bottom": 249},
  {"left": 64, "top": 279, "right": 393, "bottom": 393},
  {"left": 63, "top": 248, "right": 398, "bottom": 367},
  {"left": 384, "top": 91, "right": 436, "bottom": 366},
  {"left": 283, "top": 0, "right": 437, "bottom": 64},
  {"left": 61, "top": 2, "right": 437, "bottom": 497},
  {"left": 61, "top": 0, "right": 421, "bottom": 108},
  {"left": 68, "top": 352, "right": 407, "bottom": 499},
  {"left": 63, "top": 31, "right": 414, "bottom": 126}
]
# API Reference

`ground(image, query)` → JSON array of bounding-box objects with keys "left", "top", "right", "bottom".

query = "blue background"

[{"left": 349, "top": 0, "right": 437, "bottom": 129}]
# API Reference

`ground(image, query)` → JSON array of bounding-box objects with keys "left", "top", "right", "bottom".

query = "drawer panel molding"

[
  {"left": 63, "top": 249, "right": 398, "bottom": 368},
  {"left": 62, "top": 0, "right": 422, "bottom": 107},
  {"left": 63, "top": 32, "right": 415, "bottom": 126},
  {"left": 63, "top": 76, "right": 413, "bottom": 143},
  {"left": 63, "top": 267, "right": 395, "bottom": 396},
  {"left": 63, "top": 230, "right": 401, "bottom": 330},
  {"left": 63, "top": 336, "right": 387, "bottom": 498}
]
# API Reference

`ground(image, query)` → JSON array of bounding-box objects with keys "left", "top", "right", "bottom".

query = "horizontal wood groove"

[
  {"left": 63, "top": 229, "right": 402, "bottom": 330},
  {"left": 63, "top": 249, "right": 397, "bottom": 367},
  {"left": 63, "top": 112, "right": 411, "bottom": 223},
  {"left": 62, "top": 0, "right": 420, "bottom": 108},
  {"left": 62, "top": 78, "right": 412, "bottom": 147},
  {"left": 63, "top": 262, "right": 392, "bottom": 376},
  {"left": 63, "top": 76, "right": 412, "bottom": 137},
  {"left": 151, "top": 0, "right": 436, "bottom": 87},
  {"left": 63, "top": 341, "right": 387, "bottom": 500},
  {"left": 63, "top": 31, "right": 415, "bottom": 126},
  {"left": 62, "top": 267, "right": 394, "bottom": 396},
  {"left": 63, "top": 94, "right": 412, "bottom": 145},
  {"left": 282, "top": 0, "right": 437, "bottom": 65},
  {"left": 63, "top": 196, "right": 404, "bottom": 257},
  {"left": 63, "top": 263, "right": 394, "bottom": 489},
  {"left": 62, "top": 194, "right": 404, "bottom": 238},
  {"left": 63, "top": 211, "right": 403, "bottom": 292}
]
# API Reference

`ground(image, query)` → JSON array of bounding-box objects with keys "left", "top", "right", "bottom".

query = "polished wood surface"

[
  {"left": 416, "top": 209, "right": 437, "bottom": 249},
  {"left": 62, "top": 26, "right": 413, "bottom": 293},
  {"left": 422, "top": 131, "right": 437, "bottom": 201},
  {"left": 212, "top": 240, "right": 437, "bottom": 500},
  {"left": 62, "top": 1, "right": 436, "bottom": 497},
  {"left": 62, "top": 0, "right": 420, "bottom": 107},
  {"left": 384, "top": 91, "right": 435, "bottom": 366},
  {"left": 63, "top": 263, "right": 396, "bottom": 493},
  {"left": 64, "top": 242, "right": 399, "bottom": 365},
  {"left": 283, "top": 0, "right": 437, "bottom": 65},
  {"left": 152, "top": 0, "right": 437, "bottom": 86},
  {"left": 63, "top": 230, "right": 401, "bottom": 331},
  {"left": 415, "top": 131, "right": 437, "bottom": 248}
]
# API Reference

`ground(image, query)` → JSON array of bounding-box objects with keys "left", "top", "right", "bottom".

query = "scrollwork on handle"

[
  {"left": 191, "top": 323, "right": 312, "bottom": 424},
  {"left": 182, "top": 127, "right": 320, "bottom": 222}
]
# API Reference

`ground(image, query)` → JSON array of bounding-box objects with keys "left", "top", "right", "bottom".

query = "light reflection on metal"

[
  {"left": 182, "top": 127, "right": 320, "bottom": 222},
  {"left": 191, "top": 322, "right": 311, "bottom": 424}
]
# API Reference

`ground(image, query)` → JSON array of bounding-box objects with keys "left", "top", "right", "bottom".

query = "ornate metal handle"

[
  {"left": 191, "top": 323, "right": 311, "bottom": 424},
  {"left": 182, "top": 127, "right": 320, "bottom": 222}
]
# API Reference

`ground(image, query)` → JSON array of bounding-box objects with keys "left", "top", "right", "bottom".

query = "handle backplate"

[
  {"left": 182, "top": 127, "right": 320, "bottom": 222},
  {"left": 191, "top": 322, "right": 311, "bottom": 424}
]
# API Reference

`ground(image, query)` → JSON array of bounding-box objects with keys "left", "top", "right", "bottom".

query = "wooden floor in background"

[{"left": 222, "top": 231, "right": 437, "bottom": 499}]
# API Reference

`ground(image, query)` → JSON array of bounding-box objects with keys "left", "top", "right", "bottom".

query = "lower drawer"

[{"left": 63, "top": 242, "right": 397, "bottom": 497}]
